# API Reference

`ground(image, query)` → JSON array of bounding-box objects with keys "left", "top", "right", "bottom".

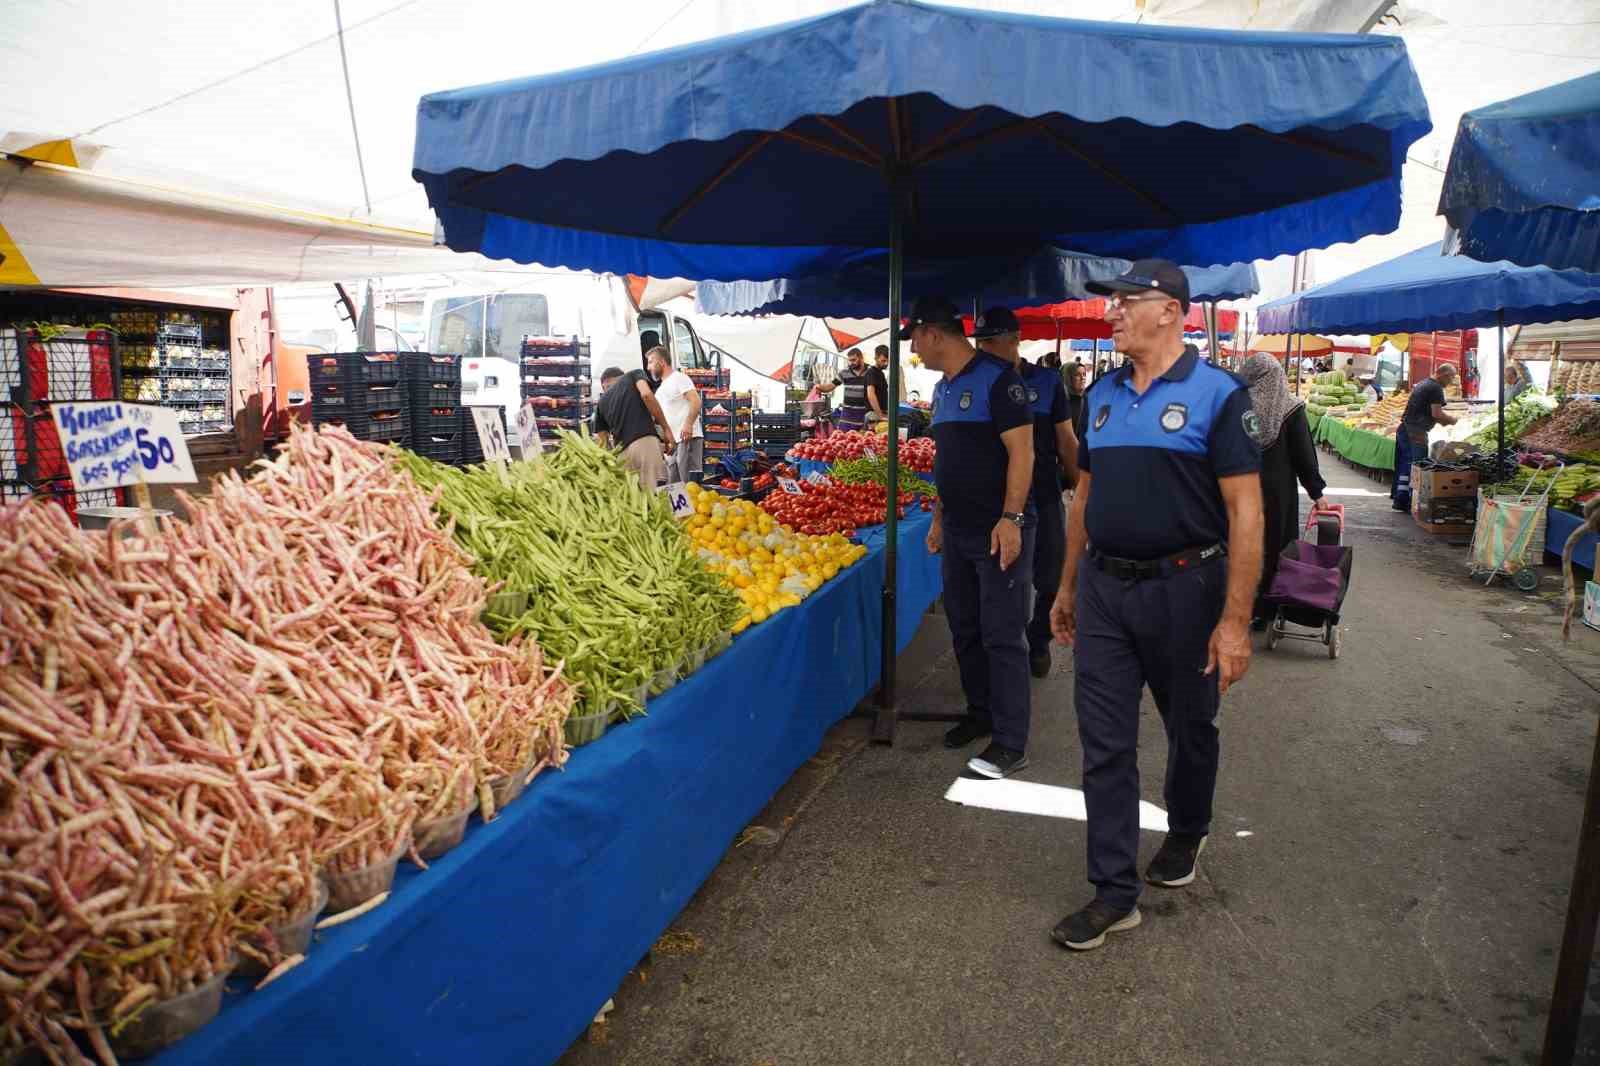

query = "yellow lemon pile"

[{"left": 682, "top": 483, "right": 868, "bottom": 634}]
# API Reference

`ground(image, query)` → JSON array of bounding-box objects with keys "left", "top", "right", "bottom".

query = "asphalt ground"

[{"left": 560, "top": 453, "right": 1600, "bottom": 1066}]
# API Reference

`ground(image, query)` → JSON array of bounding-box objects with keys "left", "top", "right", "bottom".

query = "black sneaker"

[
  {"left": 1029, "top": 650, "right": 1051, "bottom": 678},
  {"left": 1051, "top": 901, "right": 1142, "bottom": 951},
  {"left": 943, "top": 713, "right": 992, "bottom": 749},
  {"left": 966, "top": 742, "right": 1028, "bottom": 779},
  {"left": 1145, "top": 833, "right": 1207, "bottom": 887}
]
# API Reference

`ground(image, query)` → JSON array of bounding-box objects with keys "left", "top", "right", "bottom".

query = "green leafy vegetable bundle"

[{"left": 398, "top": 433, "right": 741, "bottom": 719}]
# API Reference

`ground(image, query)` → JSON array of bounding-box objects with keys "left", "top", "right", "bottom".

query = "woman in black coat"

[{"left": 1240, "top": 354, "right": 1329, "bottom": 626}]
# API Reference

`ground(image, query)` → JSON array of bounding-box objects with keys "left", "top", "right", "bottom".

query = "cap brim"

[
  {"left": 1085, "top": 277, "right": 1150, "bottom": 297},
  {"left": 897, "top": 322, "right": 916, "bottom": 340}
]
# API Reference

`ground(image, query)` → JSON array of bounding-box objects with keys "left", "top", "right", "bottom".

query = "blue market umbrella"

[
  {"left": 413, "top": 0, "right": 1430, "bottom": 738},
  {"left": 1258, "top": 240, "right": 1600, "bottom": 453},
  {"left": 694, "top": 252, "right": 1260, "bottom": 318},
  {"left": 1440, "top": 71, "right": 1600, "bottom": 274}
]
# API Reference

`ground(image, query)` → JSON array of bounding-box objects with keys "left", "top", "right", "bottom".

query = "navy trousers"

[
  {"left": 1073, "top": 557, "right": 1225, "bottom": 910},
  {"left": 1027, "top": 488, "right": 1066, "bottom": 657},
  {"left": 942, "top": 523, "right": 1035, "bottom": 752},
  {"left": 1391, "top": 428, "right": 1414, "bottom": 509}
]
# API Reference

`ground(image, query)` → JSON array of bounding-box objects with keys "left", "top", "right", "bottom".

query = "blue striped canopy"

[{"left": 414, "top": 0, "right": 1430, "bottom": 280}]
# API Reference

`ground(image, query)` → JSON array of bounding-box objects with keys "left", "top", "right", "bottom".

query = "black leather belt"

[{"left": 1090, "top": 543, "right": 1224, "bottom": 581}]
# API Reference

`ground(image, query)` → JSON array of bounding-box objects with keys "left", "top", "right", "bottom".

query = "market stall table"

[
  {"left": 152, "top": 511, "right": 941, "bottom": 1066},
  {"left": 1315, "top": 417, "right": 1397, "bottom": 473},
  {"left": 1547, "top": 507, "right": 1599, "bottom": 573}
]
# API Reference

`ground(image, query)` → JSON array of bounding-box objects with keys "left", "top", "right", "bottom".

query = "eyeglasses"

[{"left": 1106, "top": 292, "right": 1176, "bottom": 311}]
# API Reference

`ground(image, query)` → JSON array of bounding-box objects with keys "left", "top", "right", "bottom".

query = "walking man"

[
  {"left": 973, "top": 306, "right": 1078, "bottom": 678},
  {"left": 1049, "top": 260, "right": 1264, "bottom": 950},
  {"left": 910, "top": 297, "right": 1037, "bottom": 779}
]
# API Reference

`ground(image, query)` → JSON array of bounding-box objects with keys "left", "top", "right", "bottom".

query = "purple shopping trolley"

[{"left": 1263, "top": 506, "right": 1354, "bottom": 660}]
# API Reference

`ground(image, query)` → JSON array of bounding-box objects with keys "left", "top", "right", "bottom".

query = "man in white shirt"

[{"left": 650, "top": 346, "right": 704, "bottom": 483}]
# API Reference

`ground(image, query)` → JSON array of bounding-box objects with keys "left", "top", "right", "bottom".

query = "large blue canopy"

[
  {"left": 1257, "top": 241, "right": 1600, "bottom": 335},
  {"left": 694, "top": 251, "right": 1259, "bottom": 317},
  {"left": 1440, "top": 72, "right": 1600, "bottom": 274},
  {"left": 413, "top": 0, "right": 1430, "bottom": 280}
]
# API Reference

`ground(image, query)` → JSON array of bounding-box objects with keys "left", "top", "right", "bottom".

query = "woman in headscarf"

[{"left": 1241, "top": 353, "right": 1329, "bottom": 628}]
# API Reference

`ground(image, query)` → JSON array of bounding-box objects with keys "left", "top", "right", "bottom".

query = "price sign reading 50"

[{"left": 52, "top": 402, "right": 197, "bottom": 492}]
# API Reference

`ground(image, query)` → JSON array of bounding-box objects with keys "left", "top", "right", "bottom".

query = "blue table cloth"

[
  {"left": 153, "top": 511, "right": 940, "bottom": 1066},
  {"left": 1547, "top": 506, "right": 1598, "bottom": 573}
]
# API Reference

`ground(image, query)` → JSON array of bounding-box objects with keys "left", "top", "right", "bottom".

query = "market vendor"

[
  {"left": 974, "top": 306, "right": 1079, "bottom": 679},
  {"left": 1392, "top": 362, "right": 1458, "bottom": 512},
  {"left": 594, "top": 361, "right": 677, "bottom": 488},
  {"left": 1505, "top": 364, "right": 1532, "bottom": 403},
  {"left": 817, "top": 347, "right": 886, "bottom": 431},
  {"left": 911, "top": 296, "right": 1036, "bottom": 781},
  {"left": 874, "top": 343, "right": 904, "bottom": 412}
]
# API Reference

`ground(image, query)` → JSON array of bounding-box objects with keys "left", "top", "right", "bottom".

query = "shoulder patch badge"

[
  {"left": 959, "top": 389, "right": 973, "bottom": 410},
  {"left": 1093, "top": 404, "right": 1111, "bottom": 431},
  {"left": 1027, "top": 387, "right": 1040, "bottom": 403},
  {"left": 1160, "top": 402, "right": 1188, "bottom": 433},
  {"left": 1243, "top": 409, "right": 1262, "bottom": 442},
  {"left": 1008, "top": 383, "right": 1026, "bottom": 406}
]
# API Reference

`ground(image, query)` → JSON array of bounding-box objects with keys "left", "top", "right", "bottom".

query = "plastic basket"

[
  {"left": 310, "top": 352, "right": 400, "bottom": 385},
  {"left": 325, "top": 846, "right": 403, "bottom": 913},
  {"left": 564, "top": 708, "right": 611, "bottom": 747},
  {"left": 413, "top": 797, "right": 475, "bottom": 861},
  {"left": 109, "top": 969, "right": 229, "bottom": 1060},
  {"left": 398, "top": 352, "right": 460, "bottom": 382},
  {"left": 411, "top": 406, "right": 460, "bottom": 439},
  {"left": 236, "top": 881, "right": 328, "bottom": 979},
  {"left": 408, "top": 381, "right": 461, "bottom": 407}
]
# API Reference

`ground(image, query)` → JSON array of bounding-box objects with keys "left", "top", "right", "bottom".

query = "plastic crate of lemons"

[{"left": 681, "top": 482, "right": 866, "bottom": 633}]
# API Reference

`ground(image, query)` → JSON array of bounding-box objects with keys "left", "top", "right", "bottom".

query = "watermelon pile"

[{"left": 1306, "top": 370, "right": 1369, "bottom": 418}]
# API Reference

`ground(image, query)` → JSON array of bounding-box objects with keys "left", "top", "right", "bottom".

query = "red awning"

[{"left": 959, "top": 302, "right": 1237, "bottom": 342}]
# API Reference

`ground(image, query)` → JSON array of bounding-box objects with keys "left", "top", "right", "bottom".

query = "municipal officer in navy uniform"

[
  {"left": 909, "top": 297, "right": 1037, "bottom": 780},
  {"left": 973, "top": 307, "right": 1079, "bottom": 678},
  {"left": 1048, "top": 261, "right": 1264, "bottom": 951}
]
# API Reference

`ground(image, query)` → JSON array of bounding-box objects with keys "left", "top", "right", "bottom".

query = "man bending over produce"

[{"left": 595, "top": 361, "right": 677, "bottom": 489}]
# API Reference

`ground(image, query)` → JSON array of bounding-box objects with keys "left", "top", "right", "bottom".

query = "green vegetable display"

[
  {"left": 397, "top": 433, "right": 742, "bottom": 719},
  {"left": 1468, "top": 391, "right": 1558, "bottom": 448},
  {"left": 828, "top": 455, "right": 938, "bottom": 497}
]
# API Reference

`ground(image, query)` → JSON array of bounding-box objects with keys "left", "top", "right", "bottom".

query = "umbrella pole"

[
  {"left": 1497, "top": 310, "right": 1506, "bottom": 458},
  {"left": 1542, "top": 716, "right": 1600, "bottom": 1066},
  {"left": 1204, "top": 301, "right": 1218, "bottom": 365},
  {"left": 872, "top": 178, "right": 905, "bottom": 745}
]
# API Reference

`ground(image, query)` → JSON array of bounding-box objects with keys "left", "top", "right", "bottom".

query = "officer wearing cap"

[
  {"left": 1047, "top": 260, "right": 1264, "bottom": 952},
  {"left": 909, "top": 296, "right": 1037, "bottom": 780},
  {"left": 973, "top": 306, "right": 1079, "bottom": 679}
]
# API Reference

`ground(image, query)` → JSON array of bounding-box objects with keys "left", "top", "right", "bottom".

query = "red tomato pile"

[
  {"left": 759, "top": 480, "right": 917, "bottom": 537},
  {"left": 787, "top": 432, "right": 936, "bottom": 472}
]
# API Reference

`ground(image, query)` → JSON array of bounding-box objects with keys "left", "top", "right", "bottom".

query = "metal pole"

[
  {"left": 1542, "top": 716, "right": 1600, "bottom": 1066},
  {"left": 1497, "top": 310, "right": 1506, "bottom": 458},
  {"left": 1204, "top": 301, "right": 1218, "bottom": 365},
  {"left": 871, "top": 174, "right": 904, "bottom": 745}
]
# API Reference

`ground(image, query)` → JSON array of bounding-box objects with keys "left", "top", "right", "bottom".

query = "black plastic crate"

[
  {"left": 311, "top": 380, "right": 404, "bottom": 412},
  {"left": 412, "top": 434, "right": 463, "bottom": 465},
  {"left": 399, "top": 352, "right": 460, "bottom": 383},
  {"left": 753, "top": 410, "right": 800, "bottom": 430},
  {"left": 408, "top": 381, "right": 461, "bottom": 408},
  {"left": 522, "top": 379, "right": 591, "bottom": 399},
  {"left": 411, "top": 405, "right": 460, "bottom": 440},
  {"left": 311, "top": 407, "right": 407, "bottom": 443},
  {"left": 522, "top": 357, "right": 590, "bottom": 378},
  {"left": 309, "top": 352, "right": 401, "bottom": 386},
  {"left": 520, "top": 336, "right": 589, "bottom": 360}
]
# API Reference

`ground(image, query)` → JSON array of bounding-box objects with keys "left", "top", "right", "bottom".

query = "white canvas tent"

[{"left": 3, "top": 1, "right": 1598, "bottom": 297}]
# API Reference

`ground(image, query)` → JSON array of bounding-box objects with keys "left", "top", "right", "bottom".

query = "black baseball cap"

[
  {"left": 972, "top": 306, "right": 1020, "bottom": 339},
  {"left": 1086, "top": 258, "right": 1191, "bottom": 313},
  {"left": 898, "top": 296, "right": 963, "bottom": 340}
]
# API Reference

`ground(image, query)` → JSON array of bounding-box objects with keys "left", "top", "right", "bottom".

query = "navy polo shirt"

[
  {"left": 1078, "top": 346, "right": 1260, "bottom": 560},
  {"left": 1021, "top": 359, "right": 1071, "bottom": 500},
  {"left": 931, "top": 351, "right": 1034, "bottom": 533}
]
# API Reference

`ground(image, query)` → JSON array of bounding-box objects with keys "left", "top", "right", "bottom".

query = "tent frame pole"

[
  {"left": 871, "top": 173, "right": 905, "bottom": 745},
  {"left": 1496, "top": 310, "right": 1506, "bottom": 457},
  {"left": 1542, "top": 708, "right": 1600, "bottom": 1066}
]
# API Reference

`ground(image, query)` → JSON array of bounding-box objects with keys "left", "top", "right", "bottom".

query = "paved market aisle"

[{"left": 560, "top": 456, "right": 1600, "bottom": 1066}]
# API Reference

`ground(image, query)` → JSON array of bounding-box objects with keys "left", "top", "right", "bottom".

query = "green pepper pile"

[
  {"left": 827, "top": 455, "right": 937, "bottom": 497},
  {"left": 397, "top": 433, "right": 741, "bottom": 719}
]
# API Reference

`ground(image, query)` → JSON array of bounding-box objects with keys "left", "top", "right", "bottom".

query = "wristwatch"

[{"left": 1002, "top": 511, "right": 1026, "bottom": 528}]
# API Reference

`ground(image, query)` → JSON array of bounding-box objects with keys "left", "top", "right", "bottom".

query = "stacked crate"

[
  {"left": 520, "top": 337, "right": 593, "bottom": 446},
  {"left": 1, "top": 325, "right": 124, "bottom": 519},
  {"left": 400, "top": 352, "right": 464, "bottom": 463},
  {"left": 308, "top": 353, "right": 407, "bottom": 444},
  {"left": 702, "top": 391, "right": 753, "bottom": 462},
  {"left": 752, "top": 410, "right": 801, "bottom": 458}
]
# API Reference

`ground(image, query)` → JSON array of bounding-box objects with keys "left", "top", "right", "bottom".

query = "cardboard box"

[
  {"left": 1412, "top": 465, "right": 1479, "bottom": 502},
  {"left": 1414, "top": 493, "right": 1476, "bottom": 528},
  {"left": 1430, "top": 440, "right": 1475, "bottom": 463},
  {"left": 1585, "top": 581, "right": 1600, "bottom": 633}
]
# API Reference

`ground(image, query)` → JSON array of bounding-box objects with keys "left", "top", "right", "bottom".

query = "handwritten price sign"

[
  {"left": 777, "top": 476, "right": 804, "bottom": 495},
  {"left": 514, "top": 403, "right": 543, "bottom": 459},
  {"left": 469, "top": 406, "right": 511, "bottom": 463},
  {"left": 660, "top": 482, "right": 693, "bottom": 518},
  {"left": 51, "top": 402, "right": 197, "bottom": 491}
]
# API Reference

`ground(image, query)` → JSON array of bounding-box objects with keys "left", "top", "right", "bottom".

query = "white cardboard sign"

[
  {"left": 469, "top": 406, "right": 511, "bottom": 463},
  {"left": 777, "top": 476, "right": 804, "bottom": 495},
  {"left": 51, "top": 401, "right": 197, "bottom": 492},
  {"left": 661, "top": 482, "right": 693, "bottom": 518},
  {"left": 514, "top": 403, "right": 543, "bottom": 458}
]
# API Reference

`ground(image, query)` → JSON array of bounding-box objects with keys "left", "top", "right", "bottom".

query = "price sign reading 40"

[{"left": 51, "top": 401, "right": 198, "bottom": 492}]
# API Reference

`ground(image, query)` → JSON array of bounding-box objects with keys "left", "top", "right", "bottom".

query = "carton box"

[{"left": 1412, "top": 465, "right": 1479, "bottom": 502}]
